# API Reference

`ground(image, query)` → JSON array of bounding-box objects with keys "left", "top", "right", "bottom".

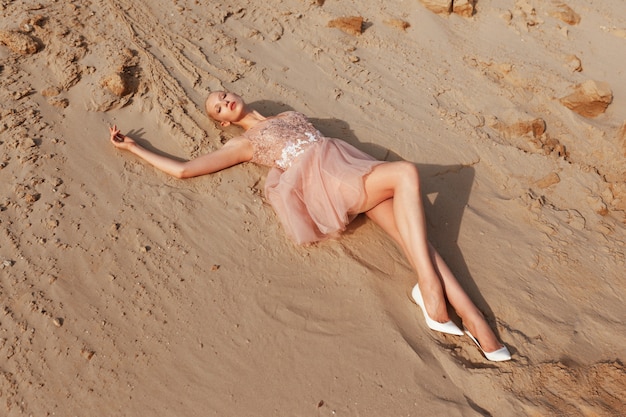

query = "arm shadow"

[{"left": 123, "top": 128, "right": 187, "bottom": 163}]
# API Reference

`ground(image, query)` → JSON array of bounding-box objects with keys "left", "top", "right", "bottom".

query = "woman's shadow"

[
  {"left": 249, "top": 101, "right": 498, "bottom": 334},
  {"left": 315, "top": 117, "right": 507, "bottom": 350}
]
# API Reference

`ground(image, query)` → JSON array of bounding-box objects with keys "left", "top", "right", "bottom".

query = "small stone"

[
  {"left": 21, "top": 14, "right": 46, "bottom": 28},
  {"left": 49, "top": 97, "right": 69, "bottom": 108},
  {"left": 211, "top": 264, "right": 220, "bottom": 271},
  {"left": 2, "top": 260, "right": 13, "bottom": 268},
  {"left": 565, "top": 55, "right": 582, "bottom": 72},
  {"left": 41, "top": 87, "right": 61, "bottom": 97},
  {"left": 560, "top": 80, "right": 612, "bottom": 118},
  {"left": 501, "top": 10, "right": 513, "bottom": 22},
  {"left": 535, "top": 172, "right": 560, "bottom": 189},
  {"left": 21, "top": 137, "right": 37, "bottom": 148},
  {"left": 328, "top": 16, "right": 364, "bottom": 36},
  {"left": 101, "top": 72, "right": 134, "bottom": 97},
  {"left": 540, "top": 136, "right": 567, "bottom": 158},
  {"left": 453, "top": 0, "right": 475, "bottom": 17},
  {"left": 588, "top": 196, "right": 609, "bottom": 216},
  {"left": 550, "top": 3, "right": 580, "bottom": 25},
  {"left": 418, "top": 0, "right": 452, "bottom": 15},
  {"left": 80, "top": 348, "right": 95, "bottom": 360},
  {"left": 53, "top": 317, "right": 63, "bottom": 327},
  {"left": 489, "top": 115, "right": 546, "bottom": 138},
  {"left": 24, "top": 193, "right": 40, "bottom": 204},
  {"left": 0, "top": 30, "right": 39, "bottom": 54},
  {"left": 109, "top": 223, "right": 120, "bottom": 234},
  {"left": 384, "top": 19, "right": 410, "bottom": 31}
]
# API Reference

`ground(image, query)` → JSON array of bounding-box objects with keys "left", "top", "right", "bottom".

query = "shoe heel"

[{"left": 464, "top": 327, "right": 512, "bottom": 362}]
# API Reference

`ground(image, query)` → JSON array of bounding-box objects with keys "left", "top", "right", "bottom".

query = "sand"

[{"left": 1, "top": 0, "right": 625, "bottom": 415}]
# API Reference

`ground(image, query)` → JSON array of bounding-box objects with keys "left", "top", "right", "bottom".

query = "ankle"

[{"left": 464, "top": 320, "right": 502, "bottom": 352}]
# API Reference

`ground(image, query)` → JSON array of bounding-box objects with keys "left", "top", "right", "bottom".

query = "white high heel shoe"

[
  {"left": 411, "top": 284, "right": 464, "bottom": 336},
  {"left": 464, "top": 327, "right": 512, "bottom": 362}
]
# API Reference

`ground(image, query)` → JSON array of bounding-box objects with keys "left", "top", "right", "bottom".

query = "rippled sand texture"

[{"left": 0, "top": 0, "right": 625, "bottom": 415}]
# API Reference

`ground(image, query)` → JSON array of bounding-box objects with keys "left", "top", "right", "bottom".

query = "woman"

[{"left": 109, "top": 91, "right": 511, "bottom": 362}]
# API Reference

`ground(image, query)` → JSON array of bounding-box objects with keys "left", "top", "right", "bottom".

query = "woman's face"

[{"left": 205, "top": 91, "right": 244, "bottom": 125}]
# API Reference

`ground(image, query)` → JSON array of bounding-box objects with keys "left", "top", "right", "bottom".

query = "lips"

[{"left": 230, "top": 101, "right": 236, "bottom": 111}]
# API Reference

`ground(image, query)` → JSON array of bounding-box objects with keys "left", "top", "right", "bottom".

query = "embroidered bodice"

[{"left": 243, "top": 111, "right": 322, "bottom": 169}]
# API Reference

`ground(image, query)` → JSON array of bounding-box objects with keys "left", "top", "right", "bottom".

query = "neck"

[{"left": 235, "top": 108, "right": 266, "bottom": 131}]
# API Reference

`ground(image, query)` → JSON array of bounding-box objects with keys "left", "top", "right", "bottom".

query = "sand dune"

[{"left": 1, "top": 0, "right": 625, "bottom": 415}]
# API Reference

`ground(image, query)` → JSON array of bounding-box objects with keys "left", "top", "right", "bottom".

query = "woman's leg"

[
  {"left": 358, "top": 162, "right": 449, "bottom": 323},
  {"left": 365, "top": 197, "right": 504, "bottom": 352}
]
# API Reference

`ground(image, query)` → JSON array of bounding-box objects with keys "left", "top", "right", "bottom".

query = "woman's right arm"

[{"left": 109, "top": 125, "right": 254, "bottom": 179}]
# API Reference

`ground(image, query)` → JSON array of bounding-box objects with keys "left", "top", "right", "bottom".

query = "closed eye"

[{"left": 216, "top": 92, "right": 227, "bottom": 113}]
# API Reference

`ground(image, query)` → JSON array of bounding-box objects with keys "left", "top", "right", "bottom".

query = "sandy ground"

[{"left": 1, "top": 0, "right": 625, "bottom": 415}]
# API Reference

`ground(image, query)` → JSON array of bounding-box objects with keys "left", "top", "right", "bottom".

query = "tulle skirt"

[{"left": 265, "top": 137, "right": 383, "bottom": 245}]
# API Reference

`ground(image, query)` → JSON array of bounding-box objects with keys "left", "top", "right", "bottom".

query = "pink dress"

[{"left": 242, "top": 111, "right": 384, "bottom": 244}]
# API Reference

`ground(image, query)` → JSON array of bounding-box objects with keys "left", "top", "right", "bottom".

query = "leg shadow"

[{"left": 309, "top": 116, "right": 501, "bottom": 338}]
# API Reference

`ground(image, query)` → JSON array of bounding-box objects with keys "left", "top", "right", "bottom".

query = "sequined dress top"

[{"left": 243, "top": 111, "right": 322, "bottom": 170}]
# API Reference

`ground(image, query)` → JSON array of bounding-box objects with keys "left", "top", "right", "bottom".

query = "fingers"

[{"left": 109, "top": 125, "right": 125, "bottom": 144}]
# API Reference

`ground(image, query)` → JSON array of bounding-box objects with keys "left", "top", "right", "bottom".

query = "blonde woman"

[{"left": 110, "top": 91, "right": 511, "bottom": 361}]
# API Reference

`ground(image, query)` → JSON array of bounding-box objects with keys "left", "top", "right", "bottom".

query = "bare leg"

[
  {"left": 358, "top": 162, "right": 449, "bottom": 323},
  {"left": 360, "top": 166, "right": 504, "bottom": 352}
]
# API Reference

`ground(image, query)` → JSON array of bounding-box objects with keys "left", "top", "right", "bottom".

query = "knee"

[{"left": 394, "top": 161, "right": 420, "bottom": 188}]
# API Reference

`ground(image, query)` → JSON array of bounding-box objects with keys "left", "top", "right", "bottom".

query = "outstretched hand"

[{"left": 109, "top": 125, "right": 135, "bottom": 150}]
